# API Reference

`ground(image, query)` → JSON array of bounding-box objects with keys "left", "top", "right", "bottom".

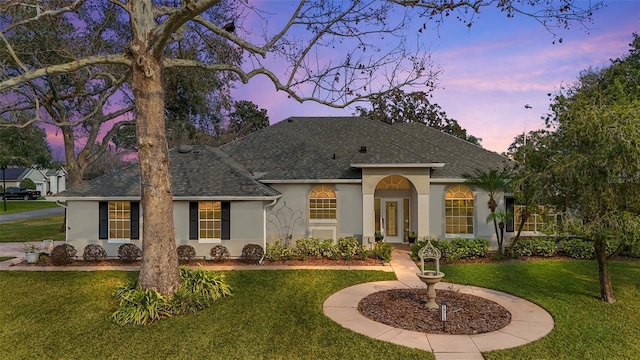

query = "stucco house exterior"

[
  {"left": 55, "top": 116, "right": 510, "bottom": 257},
  {"left": 1, "top": 166, "right": 67, "bottom": 195}
]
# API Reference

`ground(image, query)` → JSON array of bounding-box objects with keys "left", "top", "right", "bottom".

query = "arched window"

[
  {"left": 445, "top": 185, "right": 474, "bottom": 235},
  {"left": 309, "top": 185, "right": 336, "bottom": 220}
]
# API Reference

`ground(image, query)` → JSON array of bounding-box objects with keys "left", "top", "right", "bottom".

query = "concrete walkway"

[
  {"left": 323, "top": 247, "right": 555, "bottom": 360},
  {"left": 0, "top": 206, "right": 64, "bottom": 223}
]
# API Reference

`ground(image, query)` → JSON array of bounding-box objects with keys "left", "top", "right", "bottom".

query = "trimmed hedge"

[
  {"left": 411, "top": 237, "right": 489, "bottom": 261},
  {"left": 512, "top": 238, "right": 557, "bottom": 257}
]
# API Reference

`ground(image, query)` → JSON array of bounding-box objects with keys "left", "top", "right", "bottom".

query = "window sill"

[
  {"left": 444, "top": 234, "right": 475, "bottom": 239},
  {"left": 198, "top": 239, "right": 222, "bottom": 244},
  {"left": 108, "top": 239, "right": 131, "bottom": 244}
]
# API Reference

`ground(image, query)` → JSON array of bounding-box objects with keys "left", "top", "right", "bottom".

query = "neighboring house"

[
  {"left": 1, "top": 166, "right": 67, "bottom": 195},
  {"left": 55, "top": 117, "right": 510, "bottom": 258}
]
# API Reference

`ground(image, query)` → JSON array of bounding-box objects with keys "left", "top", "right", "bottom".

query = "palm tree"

[
  {"left": 463, "top": 168, "right": 512, "bottom": 254},
  {"left": 487, "top": 210, "right": 513, "bottom": 255}
]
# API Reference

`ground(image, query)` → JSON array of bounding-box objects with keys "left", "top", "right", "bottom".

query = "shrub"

[
  {"left": 19, "top": 178, "right": 36, "bottom": 190},
  {"left": 111, "top": 267, "right": 232, "bottom": 326},
  {"left": 318, "top": 239, "right": 336, "bottom": 258},
  {"left": 358, "top": 249, "right": 370, "bottom": 260},
  {"left": 209, "top": 245, "right": 230, "bottom": 262},
  {"left": 241, "top": 244, "right": 264, "bottom": 263},
  {"left": 50, "top": 244, "right": 77, "bottom": 265},
  {"left": 83, "top": 244, "right": 107, "bottom": 261},
  {"left": 557, "top": 238, "right": 616, "bottom": 259},
  {"left": 411, "top": 237, "right": 489, "bottom": 261},
  {"left": 373, "top": 241, "right": 392, "bottom": 262},
  {"left": 265, "top": 240, "right": 294, "bottom": 261},
  {"left": 176, "top": 245, "right": 196, "bottom": 262},
  {"left": 118, "top": 243, "right": 142, "bottom": 262},
  {"left": 512, "top": 238, "right": 557, "bottom": 258},
  {"left": 295, "top": 238, "right": 323, "bottom": 257},
  {"left": 172, "top": 267, "right": 233, "bottom": 313},
  {"left": 337, "top": 237, "right": 360, "bottom": 257}
]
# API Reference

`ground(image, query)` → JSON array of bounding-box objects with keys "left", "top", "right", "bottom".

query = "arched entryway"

[{"left": 374, "top": 175, "right": 415, "bottom": 243}]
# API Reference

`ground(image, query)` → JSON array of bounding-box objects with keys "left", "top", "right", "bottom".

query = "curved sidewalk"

[{"left": 323, "top": 249, "right": 554, "bottom": 360}]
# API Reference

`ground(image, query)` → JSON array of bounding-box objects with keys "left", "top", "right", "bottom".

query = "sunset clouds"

[{"left": 232, "top": 0, "right": 639, "bottom": 153}]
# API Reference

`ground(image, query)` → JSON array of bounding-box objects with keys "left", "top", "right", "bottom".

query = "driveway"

[{"left": 0, "top": 207, "right": 65, "bottom": 223}]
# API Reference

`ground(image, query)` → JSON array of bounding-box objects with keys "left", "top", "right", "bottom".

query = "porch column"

[
  {"left": 362, "top": 193, "right": 375, "bottom": 243},
  {"left": 417, "top": 193, "right": 430, "bottom": 237}
]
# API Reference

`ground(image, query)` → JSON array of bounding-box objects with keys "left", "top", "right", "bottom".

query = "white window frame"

[
  {"left": 108, "top": 201, "right": 131, "bottom": 243},
  {"left": 444, "top": 185, "right": 475, "bottom": 238},
  {"left": 198, "top": 201, "right": 222, "bottom": 244}
]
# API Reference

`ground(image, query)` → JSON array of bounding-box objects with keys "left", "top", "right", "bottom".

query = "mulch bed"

[
  {"left": 358, "top": 288, "right": 511, "bottom": 335},
  {"left": 15, "top": 256, "right": 386, "bottom": 267}
]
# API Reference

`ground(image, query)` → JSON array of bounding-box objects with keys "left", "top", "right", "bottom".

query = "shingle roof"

[
  {"left": 1, "top": 167, "right": 28, "bottom": 181},
  {"left": 220, "top": 117, "right": 508, "bottom": 180},
  {"left": 58, "top": 116, "right": 509, "bottom": 198},
  {"left": 57, "top": 146, "right": 280, "bottom": 198}
]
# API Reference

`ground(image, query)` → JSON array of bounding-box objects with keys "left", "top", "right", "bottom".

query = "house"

[
  {"left": 55, "top": 116, "right": 510, "bottom": 257},
  {"left": 1, "top": 166, "right": 67, "bottom": 195}
]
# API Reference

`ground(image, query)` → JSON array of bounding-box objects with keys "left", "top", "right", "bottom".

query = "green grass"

[
  {"left": 0, "top": 262, "right": 638, "bottom": 359},
  {"left": 0, "top": 270, "right": 429, "bottom": 360},
  {"left": 0, "top": 257, "right": 12, "bottom": 262},
  {"left": 440, "top": 260, "right": 640, "bottom": 360},
  {"left": 0, "top": 200, "right": 58, "bottom": 214},
  {"left": 0, "top": 214, "right": 65, "bottom": 242}
]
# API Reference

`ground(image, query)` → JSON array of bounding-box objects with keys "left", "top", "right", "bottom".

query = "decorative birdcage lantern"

[{"left": 416, "top": 239, "right": 445, "bottom": 309}]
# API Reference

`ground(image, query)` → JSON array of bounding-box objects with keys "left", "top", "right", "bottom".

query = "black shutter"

[
  {"left": 189, "top": 202, "right": 198, "bottom": 240},
  {"left": 99, "top": 202, "right": 108, "bottom": 239},
  {"left": 505, "top": 197, "right": 515, "bottom": 233},
  {"left": 221, "top": 201, "right": 230, "bottom": 240},
  {"left": 130, "top": 202, "right": 140, "bottom": 240}
]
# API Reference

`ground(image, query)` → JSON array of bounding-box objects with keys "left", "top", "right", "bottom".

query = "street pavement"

[{"left": 0, "top": 206, "right": 65, "bottom": 223}]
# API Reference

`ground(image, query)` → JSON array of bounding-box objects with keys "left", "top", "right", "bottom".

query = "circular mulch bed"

[{"left": 358, "top": 288, "right": 511, "bottom": 335}]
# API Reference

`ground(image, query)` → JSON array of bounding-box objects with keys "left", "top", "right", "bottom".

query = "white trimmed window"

[
  {"left": 309, "top": 185, "right": 336, "bottom": 220},
  {"left": 199, "top": 201, "right": 221, "bottom": 240},
  {"left": 109, "top": 201, "right": 131, "bottom": 239},
  {"left": 445, "top": 185, "right": 474, "bottom": 235}
]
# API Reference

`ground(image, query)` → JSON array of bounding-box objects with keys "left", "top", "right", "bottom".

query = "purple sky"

[
  {"left": 231, "top": 0, "right": 639, "bottom": 154},
  {"left": 41, "top": 1, "right": 639, "bottom": 158}
]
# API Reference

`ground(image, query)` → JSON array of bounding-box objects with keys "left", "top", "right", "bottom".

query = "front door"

[{"left": 381, "top": 198, "right": 403, "bottom": 243}]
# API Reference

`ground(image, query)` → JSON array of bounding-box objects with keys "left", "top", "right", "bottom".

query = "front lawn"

[
  {"left": 0, "top": 261, "right": 638, "bottom": 359},
  {"left": 0, "top": 214, "right": 65, "bottom": 242},
  {"left": 441, "top": 260, "right": 640, "bottom": 360},
  {"left": 0, "top": 200, "right": 58, "bottom": 214},
  {"left": 0, "top": 270, "right": 427, "bottom": 360}
]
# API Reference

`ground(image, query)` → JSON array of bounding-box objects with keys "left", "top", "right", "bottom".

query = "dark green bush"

[
  {"left": 83, "top": 244, "right": 107, "bottom": 261},
  {"left": 373, "top": 241, "right": 392, "bottom": 262},
  {"left": 512, "top": 238, "right": 557, "bottom": 257},
  {"left": 50, "top": 244, "right": 77, "bottom": 265},
  {"left": 241, "top": 244, "right": 264, "bottom": 263},
  {"left": 176, "top": 245, "right": 196, "bottom": 261},
  {"left": 557, "top": 238, "right": 616, "bottom": 259},
  {"left": 118, "top": 243, "right": 142, "bottom": 263},
  {"left": 411, "top": 237, "right": 489, "bottom": 261},
  {"left": 19, "top": 178, "right": 36, "bottom": 190},
  {"left": 209, "top": 245, "right": 230, "bottom": 262}
]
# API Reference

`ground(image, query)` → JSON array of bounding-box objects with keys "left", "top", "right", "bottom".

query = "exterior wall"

[
  {"left": 66, "top": 199, "right": 267, "bottom": 259},
  {"left": 65, "top": 200, "right": 132, "bottom": 256},
  {"left": 429, "top": 183, "right": 504, "bottom": 251},
  {"left": 266, "top": 183, "right": 363, "bottom": 244},
  {"left": 174, "top": 200, "right": 266, "bottom": 258}
]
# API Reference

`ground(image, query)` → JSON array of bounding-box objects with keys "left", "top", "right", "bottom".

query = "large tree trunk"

[
  {"left": 594, "top": 238, "right": 615, "bottom": 303},
  {"left": 131, "top": 47, "right": 180, "bottom": 296}
]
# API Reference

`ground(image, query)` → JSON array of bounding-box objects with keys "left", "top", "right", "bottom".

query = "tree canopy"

[
  {"left": 518, "top": 34, "right": 640, "bottom": 303},
  {"left": 0, "top": 120, "right": 51, "bottom": 168},
  {"left": 355, "top": 89, "right": 482, "bottom": 145}
]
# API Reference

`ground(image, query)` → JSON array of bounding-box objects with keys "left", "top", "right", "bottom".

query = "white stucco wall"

[
  {"left": 429, "top": 182, "right": 505, "bottom": 250},
  {"left": 66, "top": 199, "right": 269, "bottom": 258}
]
